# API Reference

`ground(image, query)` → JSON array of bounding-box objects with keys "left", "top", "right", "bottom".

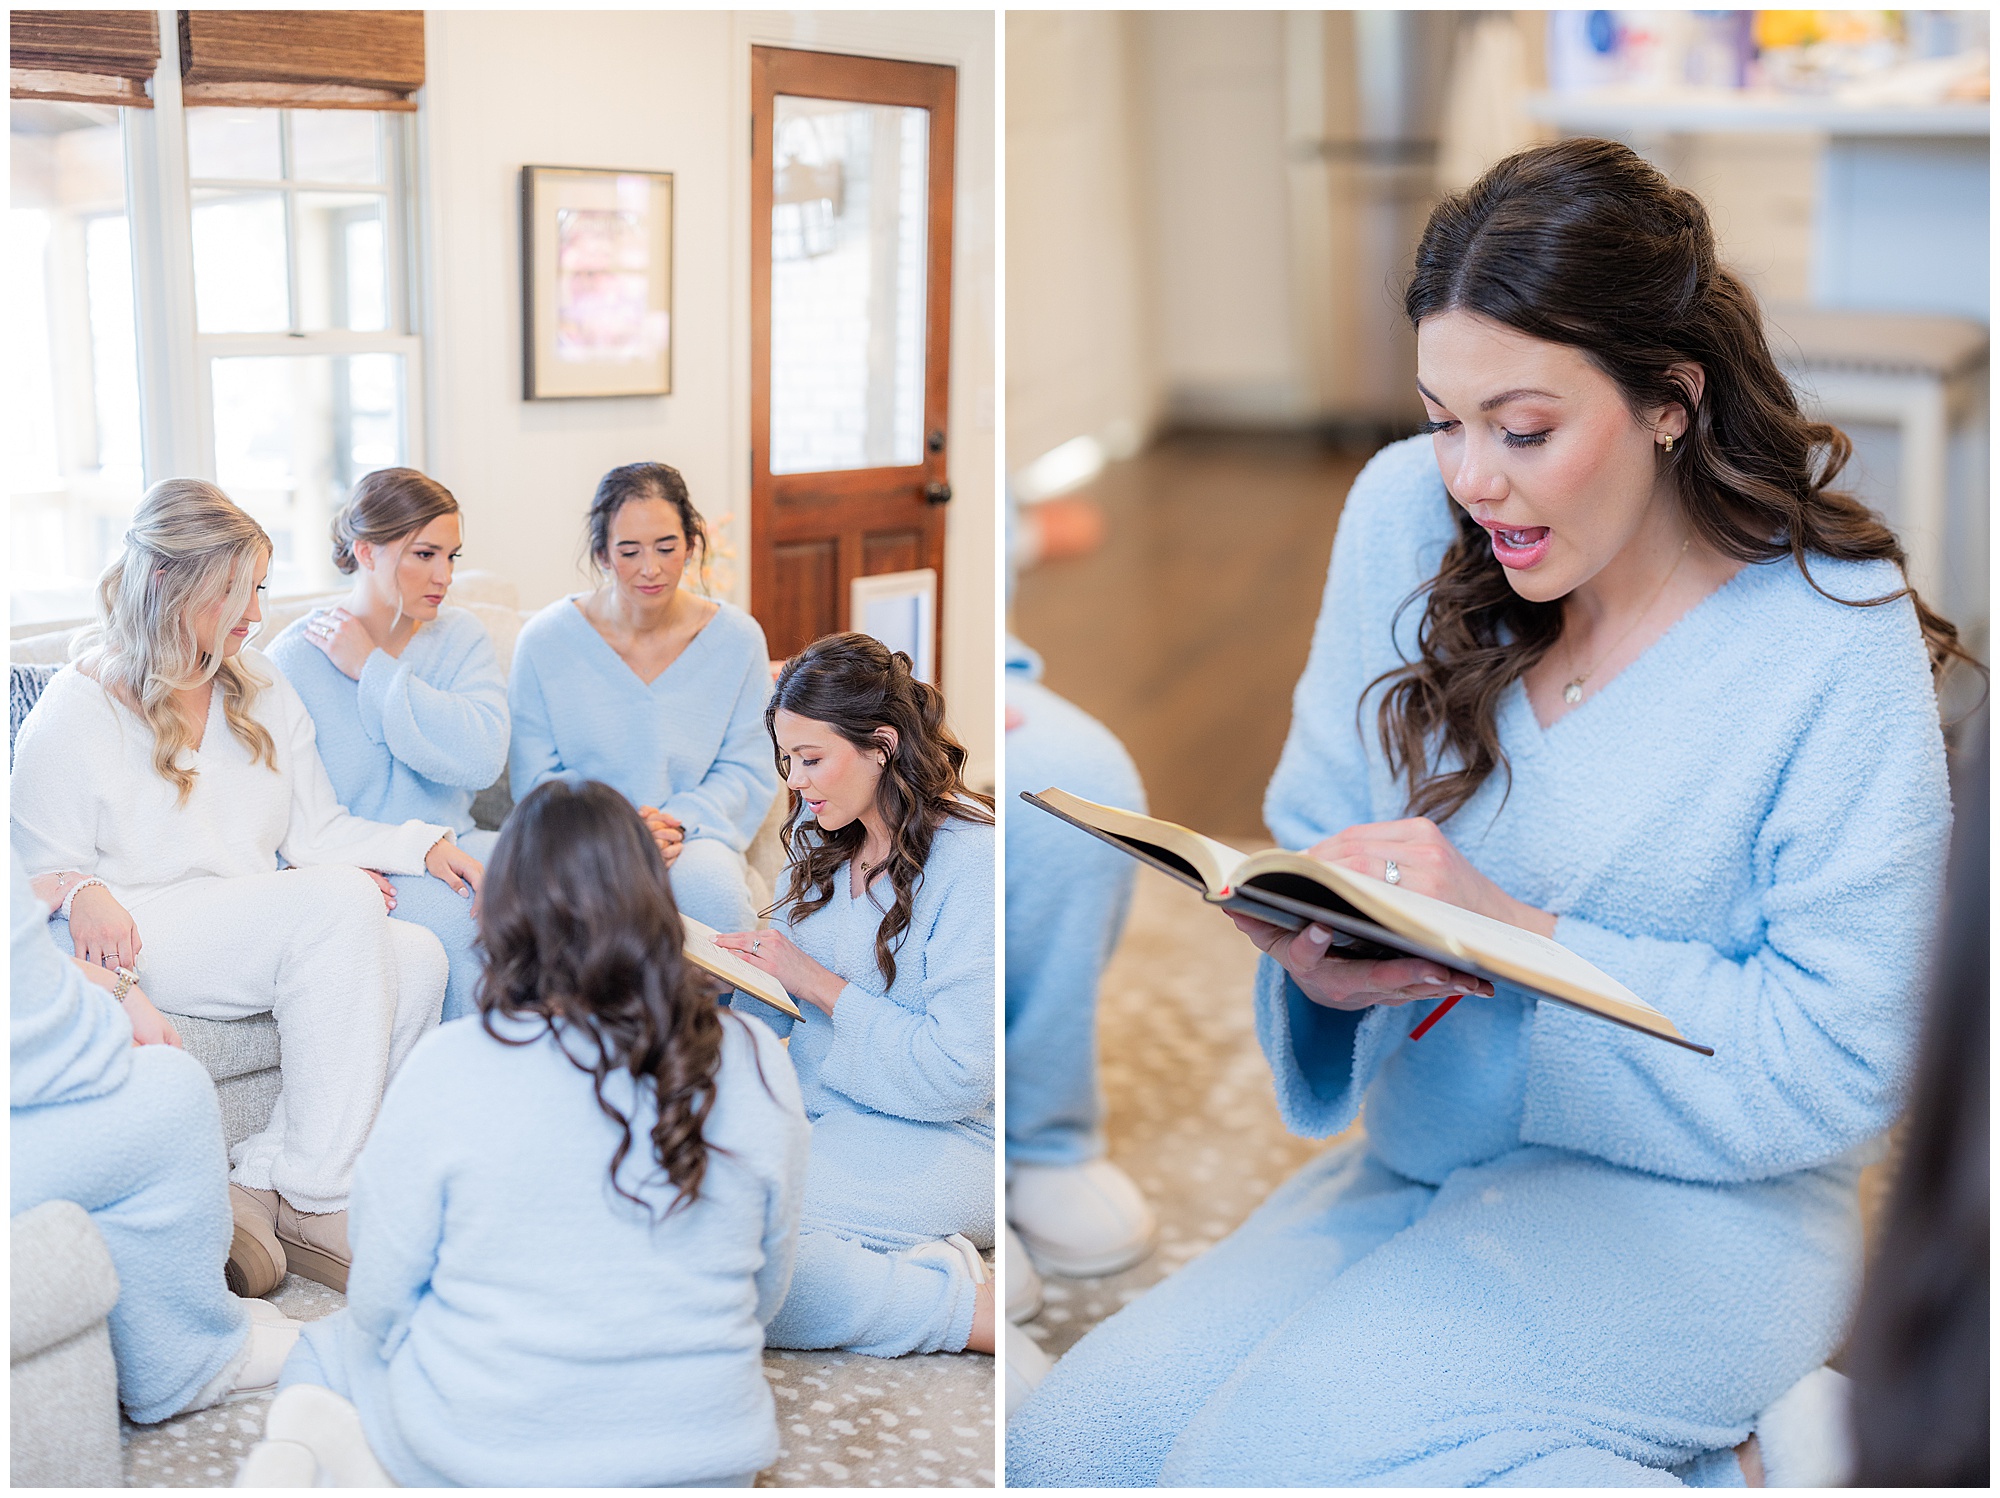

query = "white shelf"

[{"left": 1527, "top": 88, "right": 1989, "bottom": 137}]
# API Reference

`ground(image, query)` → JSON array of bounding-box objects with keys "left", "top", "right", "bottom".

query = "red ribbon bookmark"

[{"left": 1408, "top": 993, "right": 1461, "bottom": 1042}]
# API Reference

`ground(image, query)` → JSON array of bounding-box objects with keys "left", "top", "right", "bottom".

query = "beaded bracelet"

[{"left": 58, "top": 877, "right": 107, "bottom": 924}]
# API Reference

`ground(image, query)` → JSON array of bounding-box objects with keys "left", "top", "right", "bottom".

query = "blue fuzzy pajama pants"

[
  {"left": 11, "top": 1046, "right": 248, "bottom": 1425},
  {"left": 766, "top": 1109, "right": 995, "bottom": 1357},
  {"left": 1004, "top": 674, "right": 1144, "bottom": 1166},
  {"left": 1006, "top": 1137, "right": 1859, "bottom": 1486},
  {"left": 670, "top": 836, "right": 761, "bottom": 936},
  {"left": 387, "top": 828, "right": 497, "bottom": 1023}
]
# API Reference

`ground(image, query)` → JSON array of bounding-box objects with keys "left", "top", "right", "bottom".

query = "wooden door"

[{"left": 750, "top": 46, "right": 956, "bottom": 662}]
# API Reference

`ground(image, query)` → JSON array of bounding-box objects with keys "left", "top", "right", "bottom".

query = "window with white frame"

[{"left": 9, "top": 93, "right": 421, "bottom": 627}]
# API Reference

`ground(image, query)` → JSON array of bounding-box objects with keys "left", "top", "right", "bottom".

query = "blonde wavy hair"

[{"left": 73, "top": 478, "right": 278, "bottom": 802}]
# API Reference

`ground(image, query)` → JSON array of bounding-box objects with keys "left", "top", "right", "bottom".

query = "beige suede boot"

[
  {"left": 274, "top": 1200, "right": 351, "bottom": 1293},
  {"left": 227, "top": 1185, "right": 287, "bottom": 1297}
]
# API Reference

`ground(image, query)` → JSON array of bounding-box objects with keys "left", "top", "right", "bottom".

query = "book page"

[{"left": 682, "top": 915, "right": 802, "bottom": 1019}]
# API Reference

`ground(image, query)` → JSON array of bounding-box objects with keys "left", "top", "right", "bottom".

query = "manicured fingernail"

[{"left": 1305, "top": 925, "right": 1331, "bottom": 946}]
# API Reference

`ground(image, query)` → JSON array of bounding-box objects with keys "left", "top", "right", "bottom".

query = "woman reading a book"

[
  {"left": 715, "top": 633, "right": 999, "bottom": 1360},
  {"left": 1007, "top": 138, "right": 1964, "bottom": 1485}
]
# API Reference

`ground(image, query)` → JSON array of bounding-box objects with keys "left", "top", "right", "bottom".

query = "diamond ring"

[{"left": 1384, "top": 858, "right": 1401, "bottom": 885}]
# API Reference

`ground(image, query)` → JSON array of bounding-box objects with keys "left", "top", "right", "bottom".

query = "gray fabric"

[
  {"left": 11, "top": 1322, "right": 122, "bottom": 1487},
  {"left": 215, "top": 1067, "right": 283, "bottom": 1150},
  {"left": 470, "top": 775, "right": 511, "bottom": 833},
  {"left": 11, "top": 1202, "right": 123, "bottom": 1487},
  {"left": 10, "top": 662, "right": 59, "bottom": 770},
  {"left": 171, "top": 1011, "right": 280, "bottom": 1083},
  {"left": 11, "top": 1200, "right": 120, "bottom": 1360}
]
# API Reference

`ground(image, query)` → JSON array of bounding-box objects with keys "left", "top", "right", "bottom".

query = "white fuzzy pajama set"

[{"left": 11, "top": 653, "right": 453, "bottom": 1212}]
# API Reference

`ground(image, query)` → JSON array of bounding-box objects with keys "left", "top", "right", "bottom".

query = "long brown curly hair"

[
  {"left": 1378, "top": 137, "right": 1975, "bottom": 823},
  {"left": 477, "top": 778, "right": 756, "bottom": 1215},
  {"left": 767, "top": 633, "right": 994, "bottom": 989}
]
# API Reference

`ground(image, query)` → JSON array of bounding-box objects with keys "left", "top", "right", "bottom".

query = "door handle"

[{"left": 924, "top": 482, "right": 953, "bottom": 506}]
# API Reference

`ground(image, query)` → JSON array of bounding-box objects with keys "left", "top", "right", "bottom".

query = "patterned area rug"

[
  {"left": 1017, "top": 867, "right": 1349, "bottom": 1364},
  {"left": 121, "top": 1263, "right": 994, "bottom": 1487}
]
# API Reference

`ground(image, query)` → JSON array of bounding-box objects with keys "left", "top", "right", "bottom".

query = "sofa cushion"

[
  {"left": 10, "top": 1200, "right": 119, "bottom": 1363},
  {"left": 171, "top": 1012, "right": 281, "bottom": 1082}
]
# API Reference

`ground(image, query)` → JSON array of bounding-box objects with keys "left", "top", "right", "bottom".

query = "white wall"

[
  {"left": 420, "top": 9, "right": 995, "bottom": 784},
  {"left": 1004, "top": 10, "right": 1160, "bottom": 472}
]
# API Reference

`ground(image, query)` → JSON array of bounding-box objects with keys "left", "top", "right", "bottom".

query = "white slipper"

[
  {"left": 261, "top": 1383, "right": 397, "bottom": 1486},
  {"left": 1753, "top": 1365, "right": 1853, "bottom": 1487},
  {"left": 1009, "top": 1158, "right": 1157, "bottom": 1277},
  {"left": 1006, "top": 1225, "right": 1045, "bottom": 1323},
  {"left": 1004, "top": 1322, "right": 1055, "bottom": 1422},
  {"left": 235, "top": 1438, "right": 318, "bottom": 1487}
]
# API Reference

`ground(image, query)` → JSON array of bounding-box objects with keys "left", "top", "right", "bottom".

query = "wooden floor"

[{"left": 1012, "top": 432, "right": 1374, "bottom": 840}]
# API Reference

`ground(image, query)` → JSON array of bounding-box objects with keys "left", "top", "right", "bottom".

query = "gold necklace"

[{"left": 1561, "top": 539, "right": 1690, "bottom": 707}]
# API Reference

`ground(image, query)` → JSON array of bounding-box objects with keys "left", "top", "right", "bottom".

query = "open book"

[
  {"left": 682, "top": 915, "right": 801, "bottom": 1019},
  {"left": 1023, "top": 788, "right": 1710, "bottom": 1056}
]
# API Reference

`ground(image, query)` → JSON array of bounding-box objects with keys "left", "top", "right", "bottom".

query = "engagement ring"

[{"left": 1384, "top": 858, "right": 1401, "bottom": 885}]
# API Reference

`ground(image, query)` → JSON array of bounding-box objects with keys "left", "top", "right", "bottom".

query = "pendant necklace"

[{"left": 1562, "top": 539, "right": 1690, "bottom": 707}]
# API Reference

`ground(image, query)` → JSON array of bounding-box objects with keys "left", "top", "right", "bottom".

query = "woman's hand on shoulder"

[
  {"left": 424, "top": 837, "right": 483, "bottom": 905},
  {"left": 714, "top": 928, "right": 845, "bottom": 1016},
  {"left": 68, "top": 885, "right": 141, "bottom": 970},
  {"left": 303, "top": 607, "right": 376, "bottom": 681},
  {"left": 1228, "top": 912, "right": 1491, "bottom": 1011},
  {"left": 1309, "top": 818, "right": 1558, "bottom": 937}
]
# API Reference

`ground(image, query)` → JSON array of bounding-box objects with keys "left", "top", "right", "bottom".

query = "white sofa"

[{"left": 8, "top": 570, "right": 787, "bottom": 1147}]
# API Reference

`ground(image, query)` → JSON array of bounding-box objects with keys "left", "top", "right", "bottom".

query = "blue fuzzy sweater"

[
  {"left": 266, "top": 605, "right": 508, "bottom": 837},
  {"left": 1258, "top": 435, "right": 1950, "bottom": 1186},
  {"left": 507, "top": 598, "right": 779, "bottom": 849},
  {"left": 285, "top": 1007, "right": 810, "bottom": 1486}
]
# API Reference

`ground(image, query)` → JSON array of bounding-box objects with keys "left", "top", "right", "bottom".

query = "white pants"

[{"left": 131, "top": 865, "right": 446, "bottom": 1213}]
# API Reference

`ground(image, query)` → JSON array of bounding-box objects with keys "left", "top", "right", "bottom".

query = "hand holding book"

[{"left": 1226, "top": 909, "right": 1494, "bottom": 1015}]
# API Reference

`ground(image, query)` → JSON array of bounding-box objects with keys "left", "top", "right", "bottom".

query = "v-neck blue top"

[
  {"left": 1256, "top": 435, "right": 1950, "bottom": 1190},
  {"left": 507, "top": 597, "right": 780, "bottom": 851}
]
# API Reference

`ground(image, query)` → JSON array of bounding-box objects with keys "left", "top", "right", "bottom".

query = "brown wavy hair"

[
  {"left": 477, "top": 778, "right": 760, "bottom": 1215},
  {"left": 1378, "top": 137, "right": 1975, "bottom": 822},
  {"left": 767, "top": 633, "right": 994, "bottom": 989}
]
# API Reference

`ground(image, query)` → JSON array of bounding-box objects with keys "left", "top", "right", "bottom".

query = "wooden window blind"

[
  {"left": 179, "top": 10, "right": 425, "bottom": 111},
  {"left": 10, "top": 10, "right": 161, "bottom": 108}
]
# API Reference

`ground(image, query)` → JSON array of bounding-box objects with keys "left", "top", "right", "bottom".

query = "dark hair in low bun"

[
  {"left": 330, "top": 467, "right": 459, "bottom": 574},
  {"left": 477, "top": 778, "right": 765, "bottom": 1217},
  {"left": 1378, "top": 136, "right": 1976, "bottom": 823},
  {"left": 767, "top": 633, "right": 994, "bottom": 989},
  {"left": 586, "top": 462, "right": 709, "bottom": 590}
]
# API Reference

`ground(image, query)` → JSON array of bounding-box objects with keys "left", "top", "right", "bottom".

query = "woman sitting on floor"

[
  {"left": 10, "top": 479, "right": 483, "bottom": 1296},
  {"left": 268, "top": 467, "right": 508, "bottom": 1021},
  {"left": 717, "top": 633, "right": 998, "bottom": 1359},
  {"left": 1007, "top": 138, "right": 1963, "bottom": 1485},
  {"left": 508, "top": 462, "right": 779, "bottom": 932},
  {"left": 248, "top": 779, "right": 809, "bottom": 1488},
  {"left": 11, "top": 847, "right": 302, "bottom": 1425}
]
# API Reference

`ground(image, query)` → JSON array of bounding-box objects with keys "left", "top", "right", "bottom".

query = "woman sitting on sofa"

[
  {"left": 10, "top": 479, "right": 483, "bottom": 1295},
  {"left": 508, "top": 462, "right": 780, "bottom": 932},
  {"left": 268, "top": 468, "right": 509, "bottom": 1021}
]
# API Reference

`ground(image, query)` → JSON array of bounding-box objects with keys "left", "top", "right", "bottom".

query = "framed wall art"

[{"left": 521, "top": 165, "right": 673, "bottom": 398}]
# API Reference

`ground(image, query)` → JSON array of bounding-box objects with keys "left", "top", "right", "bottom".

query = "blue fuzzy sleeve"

[
  {"left": 344, "top": 1031, "right": 454, "bottom": 1359},
  {"left": 1256, "top": 439, "right": 1457, "bottom": 1128},
  {"left": 1522, "top": 600, "right": 1951, "bottom": 1183},
  {"left": 10, "top": 848, "right": 131, "bottom": 1110},
  {"left": 817, "top": 821, "right": 995, "bottom": 1123},
  {"left": 355, "top": 612, "right": 509, "bottom": 791},
  {"left": 660, "top": 615, "right": 780, "bottom": 850},
  {"left": 506, "top": 620, "right": 566, "bottom": 804}
]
